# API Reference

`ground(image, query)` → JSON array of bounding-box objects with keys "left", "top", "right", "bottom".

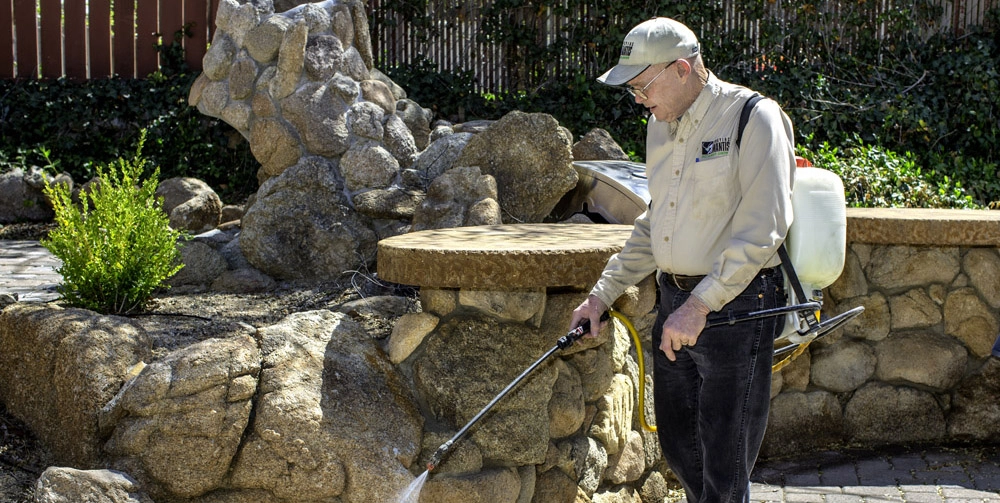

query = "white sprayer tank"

[
  {"left": 786, "top": 166, "right": 847, "bottom": 293},
  {"left": 781, "top": 166, "right": 847, "bottom": 341}
]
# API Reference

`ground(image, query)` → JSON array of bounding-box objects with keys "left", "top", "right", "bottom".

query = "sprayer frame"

[{"left": 704, "top": 244, "right": 864, "bottom": 355}]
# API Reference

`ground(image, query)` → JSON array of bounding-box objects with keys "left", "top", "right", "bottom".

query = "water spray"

[{"left": 425, "top": 311, "right": 611, "bottom": 473}]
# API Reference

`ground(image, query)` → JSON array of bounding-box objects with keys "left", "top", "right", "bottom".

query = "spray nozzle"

[{"left": 426, "top": 440, "right": 452, "bottom": 472}]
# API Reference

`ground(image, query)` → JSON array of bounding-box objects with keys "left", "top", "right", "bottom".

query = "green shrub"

[
  {"left": 41, "top": 131, "right": 185, "bottom": 315},
  {"left": 798, "top": 136, "right": 980, "bottom": 209},
  {"left": 923, "top": 151, "right": 1000, "bottom": 208}
]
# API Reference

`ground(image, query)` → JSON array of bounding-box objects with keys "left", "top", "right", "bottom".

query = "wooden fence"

[
  {"left": 0, "top": 0, "right": 220, "bottom": 79},
  {"left": 368, "top": 0, "right": 999, "bottom": 92},
  {"left": 1, "top": 0, "right": 996, "bottom": 83}
]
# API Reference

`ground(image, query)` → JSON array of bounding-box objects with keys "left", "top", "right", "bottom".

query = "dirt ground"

[
  {"left": 0, "top": 222, "right": 418, "bottom": 502},
  {"left": 0, "top": 404, "right": 49, "bottom": 503}
]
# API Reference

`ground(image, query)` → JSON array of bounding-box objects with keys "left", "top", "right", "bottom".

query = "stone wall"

[
  {"left": 4, "top": 207, "right": 1000, "bottom": 502},
  {"left": 389, "top": 285, "right": 669, "bottom": 502},
  {"left": 762, "top": 208, "right": 1000, "bottom": 458},
  {"left": 380, "top": 209, "right": 1000, "bottom": 502}
]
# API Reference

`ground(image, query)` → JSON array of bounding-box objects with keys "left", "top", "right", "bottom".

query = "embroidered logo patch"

[
  {"left": 620, "top": 41, "right": 634, "bottom": 59},
  {"left": 698, "top": 137, "right": 731, "bottom": 161}
]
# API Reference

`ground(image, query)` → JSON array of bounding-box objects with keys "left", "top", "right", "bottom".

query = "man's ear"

[{"left": 675, "top": 58, "right": 693, "bottom": 80}]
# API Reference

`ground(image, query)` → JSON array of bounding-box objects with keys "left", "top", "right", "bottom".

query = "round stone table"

[
  {"left": 375, "top": 223, "right": 663, "bottom": 495},
  {"left": 376, "top": 223, "right": 634, "bottom": 290}
]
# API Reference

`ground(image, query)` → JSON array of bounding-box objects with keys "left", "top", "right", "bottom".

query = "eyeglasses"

[{"left": 626, "top": 60, "right": 678, "bottom": 100}]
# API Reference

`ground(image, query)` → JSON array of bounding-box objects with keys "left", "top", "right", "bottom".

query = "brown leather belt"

[
  {"left": 663, "top": 273, "right": 705, "bottom": 292},
  {"left": 661, "top": 267, "right": 778, "bottom": 293}
]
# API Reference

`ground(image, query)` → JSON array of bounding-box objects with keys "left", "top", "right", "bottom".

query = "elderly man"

[{"left": 570, "top": 17, "right": 796, "bottom": 503}]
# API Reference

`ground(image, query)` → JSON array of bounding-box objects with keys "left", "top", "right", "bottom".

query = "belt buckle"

[{"left": 671, "top": 274, "right": 685, "bottom": 291}]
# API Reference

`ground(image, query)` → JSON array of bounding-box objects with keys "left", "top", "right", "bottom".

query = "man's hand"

[
  {"left": 570, "top": 295, "right": 609, "bottom": 338},
  {"left": 660, "top": 295, "right": 711, "bottom": 361}
]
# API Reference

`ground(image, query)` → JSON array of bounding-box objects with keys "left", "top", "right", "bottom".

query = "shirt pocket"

[{"left": 686, "top": 157, "right": 740, "bottom": 215}]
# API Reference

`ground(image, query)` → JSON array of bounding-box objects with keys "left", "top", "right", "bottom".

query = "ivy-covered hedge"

[
  {"left": 382, "top": 0, "right": 999, "bottom": 207},
  {"left": 1, "top": 3, "right": 996, "bottom": 209},
  {"left": 0, "top": 29, "right": 259, "bottom": 203}
]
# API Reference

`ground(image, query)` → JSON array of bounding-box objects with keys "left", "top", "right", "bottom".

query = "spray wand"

[{"left": 426, "top": 311, "right": 610, "bottom": 472}]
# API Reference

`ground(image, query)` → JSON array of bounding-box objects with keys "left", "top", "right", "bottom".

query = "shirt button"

[
  {"left": 669, "top": 202, "right": 675, "bottom": 207},
  {"left": 678, "top": 138, "right": 684, "bottom": 143},
  {"left": 675, "top": 170, "right": 680, "bottom": 176},
  {"left": 663, "top": 236, "right": 670, "bottom": 242}
]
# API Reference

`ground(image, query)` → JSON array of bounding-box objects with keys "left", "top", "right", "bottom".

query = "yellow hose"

[
  {"left": 771, "top": 310, "right": 819, "bottom": 372},
  {"left": 608, "top": 310, "right": 657, "bottom": 432},
  {"left": 772, "top": 341, "right": 811, "bottom": 372},
  {"left": 608, "top": 309, "right": 811, "bottom": 434}
]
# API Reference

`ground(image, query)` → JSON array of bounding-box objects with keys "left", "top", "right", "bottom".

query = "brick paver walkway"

[
  {"left": 0, "top": 240, "right": 61, "bottom": 302},
  {"left": 749, "top": 446, "right": 1000, "bottom": 502}
]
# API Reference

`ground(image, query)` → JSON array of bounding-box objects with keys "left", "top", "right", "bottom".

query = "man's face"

[{"left": 627, "top": 60, "right": 690, "bottom": 122}]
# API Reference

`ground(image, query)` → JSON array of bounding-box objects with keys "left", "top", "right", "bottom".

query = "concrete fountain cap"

[{"left": 376, "top": 223, "right": 633, "bottom": 290}]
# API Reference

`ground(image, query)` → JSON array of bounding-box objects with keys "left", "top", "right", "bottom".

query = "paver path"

[
  {"left": 0, "top": 240, "right": 61, "bottom": 302},
  {"left": 748, "top": 446, "right": 1000, "bottom": 503}
]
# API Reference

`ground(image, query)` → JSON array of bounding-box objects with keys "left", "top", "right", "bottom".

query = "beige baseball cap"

[{"left": 597, "top": 17, "right": 700, "bottom": 86}]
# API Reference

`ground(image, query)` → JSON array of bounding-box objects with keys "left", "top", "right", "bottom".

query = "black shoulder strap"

[{"left": 735, "top": 93, "right": 764, "bottom": 149}]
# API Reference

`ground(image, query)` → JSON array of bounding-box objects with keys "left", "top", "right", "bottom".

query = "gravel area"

[
  {"left": 0, "top": 403, "right": 48, "bottom": 503},
  {"left": 0, "top": 223, "right": 54, "bottom": 241}
]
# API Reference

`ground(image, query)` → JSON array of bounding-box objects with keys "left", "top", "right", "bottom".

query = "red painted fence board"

[{"left": 209, "top": 0, "right": 219, "bottom": 39}]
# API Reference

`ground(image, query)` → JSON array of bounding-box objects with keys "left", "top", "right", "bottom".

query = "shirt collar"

[
  {"left": 667, "top": 71, "right": 720, "bottom": 135},
  {"left": 689, "top": 72, "right": 721, "bottom": 123}
]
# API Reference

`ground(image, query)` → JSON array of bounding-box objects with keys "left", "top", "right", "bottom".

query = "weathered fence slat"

[
  {"left": 161, "top": 0, "right": 183, "bottom": 45},
  {"left": 184, "top": 0, "right": 208, "bottom": 70},
  {"left": 184, "top": 0, "right": 201, "bottom": 68},
  {"left": 368, "top": 0, "right": 997, "bottom": 93},
  {"left": 90, "top": 0, "right": 112, "bottom": 78},
  {"left": 0, "top": 0, "right": 13, "bottom": 78},
  {"left": 13, "top": 0, "right": 36, "bottom": 78},
  {"left": 39, "top": 0, "right": 58, "bottom": 78},
  {"left": 64, "top": 0, "right": 86, "bottom": 79},
  {"left": 209, "top": 0, "right": 220, "bottom": 40},
  {"left": 113, "top": 0, "right": 136, "bottom": 77},
  {"left": 136, "top": 0, "right": 159, "bottom": 77}
]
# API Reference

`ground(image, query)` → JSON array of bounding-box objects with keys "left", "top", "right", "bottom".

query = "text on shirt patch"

[{"left": 697, "top": 137, "right": 731, "bottom": 162}]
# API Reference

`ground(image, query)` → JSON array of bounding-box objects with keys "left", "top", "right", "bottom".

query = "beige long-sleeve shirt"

[{"left": 591, "top": 73, "right": 795, "bottom": 312}]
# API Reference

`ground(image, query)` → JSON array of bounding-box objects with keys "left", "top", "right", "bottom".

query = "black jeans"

[{"left": 652, "top": 267, "right": 784, "bottom": 503}]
